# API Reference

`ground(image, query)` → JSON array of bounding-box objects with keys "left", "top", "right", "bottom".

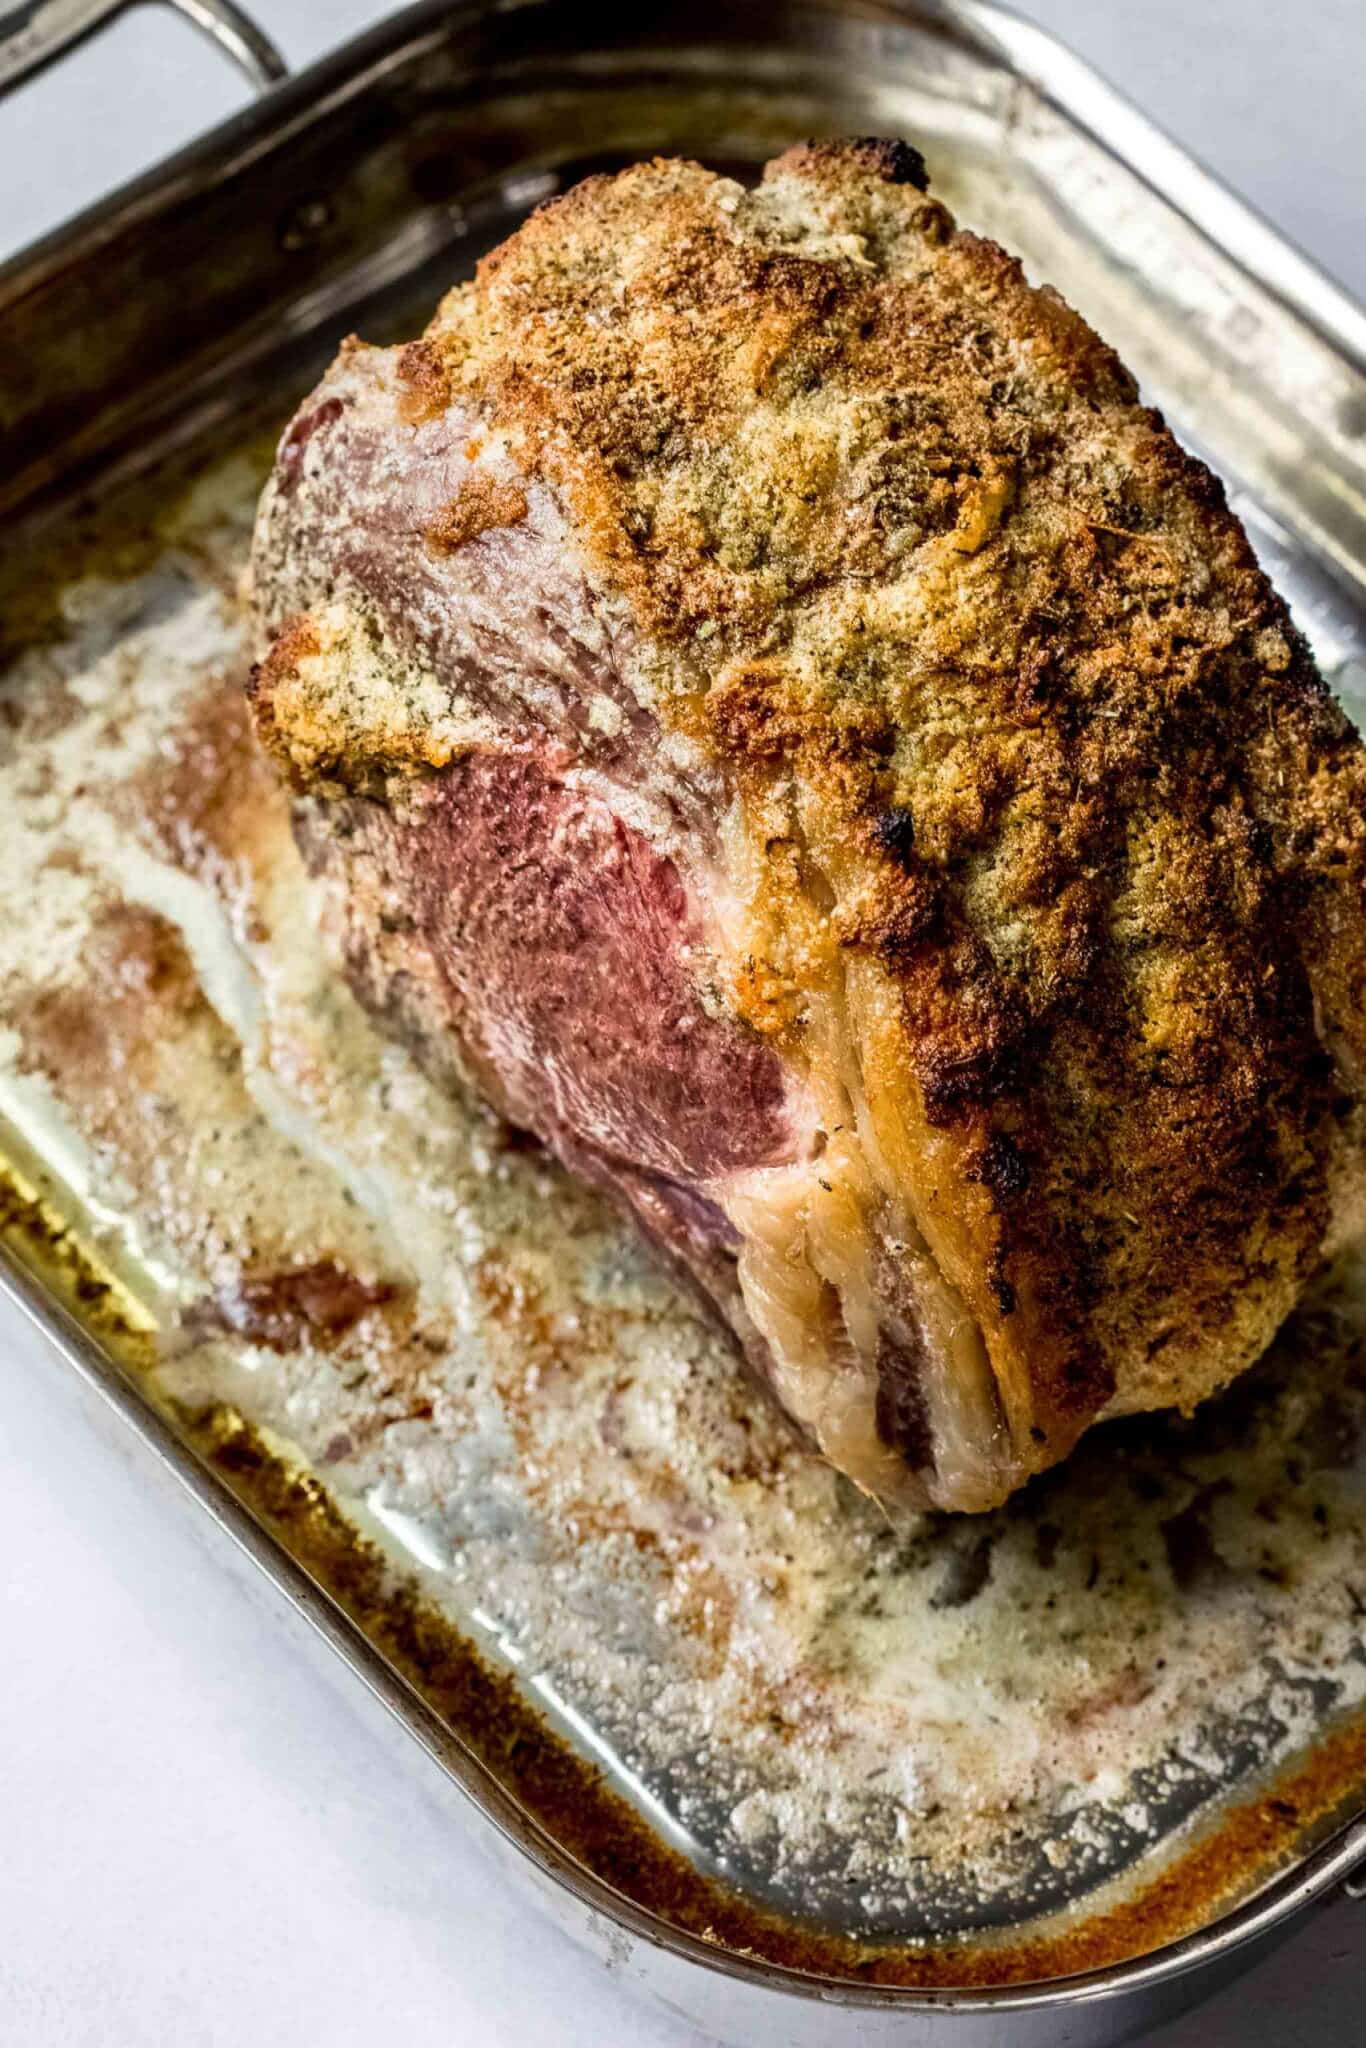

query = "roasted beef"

[{"left": 248, "top": 142, "right": 1366, "bottom": 1512}]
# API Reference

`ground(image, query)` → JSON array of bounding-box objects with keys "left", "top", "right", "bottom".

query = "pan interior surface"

[{"left": 1, "top": 0, "right": 1365, "bottom": 1991}]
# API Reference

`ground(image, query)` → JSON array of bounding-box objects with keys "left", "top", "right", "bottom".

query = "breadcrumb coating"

[
  {"left": 421, "top": 142, "right": 1365, "bottom": 1463},
  {"left": 254, "top": 141, "right": 1365, "bottom": 1503}
]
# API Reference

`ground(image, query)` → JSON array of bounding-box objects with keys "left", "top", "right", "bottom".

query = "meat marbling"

[{"left": 249, "top": 142, "right": 1366, "bottom": 1512}]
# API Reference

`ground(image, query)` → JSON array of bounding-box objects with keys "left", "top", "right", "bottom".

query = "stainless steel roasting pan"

[{"left": 2, "top": 5, "right": 1366, "bottom": 2043}]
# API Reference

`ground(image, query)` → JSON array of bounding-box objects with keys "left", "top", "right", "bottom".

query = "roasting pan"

[{"left": 3, "top": 4, "right": 1366, "bottom": 2042}]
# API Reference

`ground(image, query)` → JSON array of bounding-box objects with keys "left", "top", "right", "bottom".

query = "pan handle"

[{"left": 0, "top": 0, "right": 287, "bottom": 99}]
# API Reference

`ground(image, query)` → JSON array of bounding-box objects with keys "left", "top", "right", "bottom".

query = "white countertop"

[{"left": 2, "top": 5, "right": 1363, "bottom": 2043}]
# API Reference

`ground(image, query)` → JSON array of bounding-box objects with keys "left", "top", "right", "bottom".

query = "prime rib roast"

[{"left": 248, "top": 141, "right": 1366, "bottom": 1512}]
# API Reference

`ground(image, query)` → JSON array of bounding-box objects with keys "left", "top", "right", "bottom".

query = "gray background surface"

[{"left": 1, "top": 3, "right": 1362, "bottom": 2043}]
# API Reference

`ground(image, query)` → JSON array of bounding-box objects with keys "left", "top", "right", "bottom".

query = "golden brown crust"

[
  {"left": 246, "top": 613, "right": 321, "bottom": 783},
  {"left": 424, "top": 474, "right": 528, "bottom": 554},
  {"left": 247, "top": 608, "right": 465, "bottom": 790},
  {"left": 395, "top": 338, "right": 454, "bottom": 425}
]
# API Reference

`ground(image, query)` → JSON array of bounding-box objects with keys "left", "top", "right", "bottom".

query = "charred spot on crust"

[
  {"left": 990, "top": 1266, "right": 1018, "bottom": 1318},
  {"left": 871, "top": 804, "right": 916, "bottom": 869},
  {"left": 856, "top": 137, "right": 930, "bottom": 190},
  {"left": 918, "top": 1037, "right": 1022, "bottom": 1122},
  {"left": 1054, "top": 1343, "right": 1116, "bottom": 1417},
  {"left": 776, "top": 136, "right": 930, "bottom": 192},
  {"left": 971, "top": 1129, "right": 1031, "bottom": 1202},
  {"left": 873, "top": 1327, "right": 935, "bottom": 1471}
]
